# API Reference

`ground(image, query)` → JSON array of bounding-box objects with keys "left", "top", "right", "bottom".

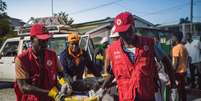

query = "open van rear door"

[{"left": 79, "top": 34, "right": 95, "bottom": 61}]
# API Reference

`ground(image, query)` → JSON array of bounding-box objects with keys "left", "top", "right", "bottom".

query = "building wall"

[
  {"left": 135, "top": 20, "right": 152, "bottom": 27},
  {"left": 159, "top": 23, "right": 201, "bottom": 35}
]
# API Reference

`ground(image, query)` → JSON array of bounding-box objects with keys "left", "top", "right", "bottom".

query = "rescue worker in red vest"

[
  {"left": 15, "top": 24, "right": 72, "bottom": 101},
  {"left": 59, "top": 33, "right": 102, "bottom": 92},
  {"left": 98, "top": 12, "right": 176, "bottom": 101}
]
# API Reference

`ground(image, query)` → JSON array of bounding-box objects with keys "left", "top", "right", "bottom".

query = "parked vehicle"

[{"left": 0, "top": 25, "right": 95, "bottom": 82}]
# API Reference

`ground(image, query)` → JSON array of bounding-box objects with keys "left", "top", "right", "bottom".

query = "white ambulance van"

[{"left": 0, "top": 25, "right": 95, "bottom": 82}]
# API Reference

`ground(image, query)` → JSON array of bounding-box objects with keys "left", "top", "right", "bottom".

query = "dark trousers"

[
  {"left": 134, "top": 97, "right": 155, "bottom": 101},
  {"left": 176, "top": 73, "right": 187, "bottom": 101},
  {"left": 134, "top": 92, "right": 155, "bottom": 101},
  {"left": 190, "top": 63, "right": 196, "bottom": 88},
  {"left": 190, "top": 63, "right": 201, "bottom": 89},
  {"left": 197, "top": 62, "right": 201, "bottom": 89}
]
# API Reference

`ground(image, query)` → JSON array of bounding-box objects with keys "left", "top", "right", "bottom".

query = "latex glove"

[
  {"left": 55, "top": 93, "right": 65, "bottom": 101},
  {"left": 95, "top": 88, "right": 104, "bottom": 97},
  {"left": 60, "top": 83, "right": 73, "bottom": 96},
  {"left": 89, "top": 90, "right": 96, "bottom": 97}
]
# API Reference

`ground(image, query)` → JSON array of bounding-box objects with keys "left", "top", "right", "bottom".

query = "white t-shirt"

[{"left": 185, "top": 40, "right": 201, "bottom": 63}]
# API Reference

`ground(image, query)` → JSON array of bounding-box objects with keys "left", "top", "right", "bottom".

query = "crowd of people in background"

[
  {"left": 94, "top": 13, "right": 201, "bottom": 101},
  {"left": 14, "top": 11, "right": 201, "bottom": 101}
]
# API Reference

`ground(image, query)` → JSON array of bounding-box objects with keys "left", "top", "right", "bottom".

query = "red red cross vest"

[
  {"left": 108, "top": 36, "right": 158, "bottom": 101},
  {"left": 14, "top": 48, "right": 58, "bottom": 101}
]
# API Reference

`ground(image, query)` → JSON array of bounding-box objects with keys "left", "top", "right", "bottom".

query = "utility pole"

[
  {"left": 190, "top": 0, "right": 193, "bottom": 22},
  {"left": 190, "top": 0, "right": 193, "bottom": 34},
  {"left": 51, "top": 0, "right": 54, "bottom": 16}
]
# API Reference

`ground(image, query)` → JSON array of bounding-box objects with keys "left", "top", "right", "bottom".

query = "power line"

[
  {"left": 69, "top": 0, "right": 122, "bottom": 15},
  {"left": 146, "top": 0, "right": 201, "bottom": 25},
  {"left": 113, "top": 1, "right": 189, "bottom": 25},
  {"left": 114, "top": 2, "right": 147, "bottom": 14},
  {"left": 68, "top": 0, "right": 199, "bottom": 17},
  {"left": 141, "top": 2, "right": 190, "bottom": 16},
  {"left": 114, "top": 1, "right": 189, "bottom": 16},
  {"left": 114, "top": 3, "right": 135, "bottom": 13}
]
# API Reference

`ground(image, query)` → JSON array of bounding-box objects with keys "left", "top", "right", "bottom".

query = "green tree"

[
  {"left": 0, "top": 14, "right": 16, "bottom": 46},
  {"left": 0, "top": 0, "right": 16, "bottom": 46},
  {"left": 0, "top": 0, "right": 7, "bottom": 14},
  {"left": 54, "top": 11, "right": 74, "bottom": 25},
  {"left": 0, "top": 0, "right": 10, "bottom": 36},
  {"left": 179, "top": 17, "right": 190, "bottom": 24},
  {"left": 0, "top": 14, "right": 10, "bottom": 34}
]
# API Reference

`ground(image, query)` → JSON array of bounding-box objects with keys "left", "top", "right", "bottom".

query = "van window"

[
  {"left": 49, "top": 38, "right": 66, "bottom": 55},
  {"left": 22, "top": 38, "right": 66, "bottom": 55},
  {"left": 79, "top": 37, "right": 87, "bottom": 49},
  {"left": 23, "top": 40, "right": 31, "bottom": 50},
  {"left": 1, "top": 41, "right": 19, "bottom": 57}
]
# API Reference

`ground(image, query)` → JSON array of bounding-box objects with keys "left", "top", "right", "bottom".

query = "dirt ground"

[
  {"left": 0, "top": 88, "right": 15, "bottom": 101},
  {"left": 0, "top": 88, "right": 201, "bottom": 101}
]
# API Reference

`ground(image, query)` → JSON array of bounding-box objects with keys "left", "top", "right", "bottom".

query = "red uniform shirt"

[
  {"left": 15, "top": 48, "right": 62, "bottom": 101},
  {"left": 108, "top": 36, "right": 158, "bottom": 101}
]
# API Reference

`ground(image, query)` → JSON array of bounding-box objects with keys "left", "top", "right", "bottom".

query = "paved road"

[
  {"left": 0, "top": 88, "right": 15, "bottom": 101},
  {"left": 0, "top": 88, "right": 201, "bottom": 101},
  {"left": 0, "top": 86, "right": 201, "bottom": 101},
  {"left": 187, "top": 88, "right": 201, "bottom": 101},
  {"left": 0, "top": 82, "right": 15, "bottom": 101}
]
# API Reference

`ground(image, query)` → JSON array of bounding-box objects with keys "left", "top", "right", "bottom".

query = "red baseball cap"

[
  {"left": 29, "top": 23, "right": 51, "bottom": 40},
  {"left": 113, "top": 12, "right": 134, "bottom": 33}
]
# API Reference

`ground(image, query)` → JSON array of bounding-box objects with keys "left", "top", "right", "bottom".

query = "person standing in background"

[
  {"left": 172, "top": 32, "right": 188, "bottom": 101},
  {"left": 185, "top": 33, "right": 201, "bottom": 89}
]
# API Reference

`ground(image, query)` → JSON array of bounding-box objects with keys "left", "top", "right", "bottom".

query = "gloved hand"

[
  {"left": 95, "top": 88, "right": 104, "bottom": 97},
  {"left": 55, "top": 93, "right": 65, "bottom": 101},
  {"left": 60, "top": 83, "right": 73, "bottom": 96},
  {"left": 48, "top": 87, "right": 65, "bottom": 101},
  {"left": 57, "top": 77, "right": 73, "bottom": 96},
  {"left": 89, "top": 90, "right": 96, "bottom": 97}
]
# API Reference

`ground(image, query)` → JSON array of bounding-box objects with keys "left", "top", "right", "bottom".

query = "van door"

[
  {"left": 79, "top": 35, "right": 95, "bottom": 61},
  {"left": 0, "top": 40, "right": 19, "bottom": 82}
]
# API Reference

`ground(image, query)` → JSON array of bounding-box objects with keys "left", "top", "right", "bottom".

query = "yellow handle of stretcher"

[
  {"left": 48, "top": 86, "right": 59, "bottom": 98},
  {"left": 64, "top": 96, "right": 99, "bottom": 101}
]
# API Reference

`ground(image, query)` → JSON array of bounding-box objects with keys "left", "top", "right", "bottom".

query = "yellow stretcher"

[
  {"left": 64, "top": 95, "right": 98, "bottom": 101},
  {"left": 49, "top": 86, "right": 99, "bottom": 101},
  {"left": 50, "top": 73, "right": 110, "bottom": 101}
]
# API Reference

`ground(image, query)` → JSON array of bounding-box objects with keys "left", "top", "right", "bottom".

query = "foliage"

[
  {"left": 0, "top": 31, "right": 17, "bottom": 47},
  {"left": 54, "top": 11, "right": 74, "bottom": 25},
  {"left": 0, "top": 0, "right": 16, "bottom": 46},
  {"left": 0, "top": 0, "right": 7, "bottom": 14},
  {"left": 0, "top": 13, "right": 10, "bottom": 34},
  {"left": 179, "top": 17, "right": 191, "bottom": 24}
]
